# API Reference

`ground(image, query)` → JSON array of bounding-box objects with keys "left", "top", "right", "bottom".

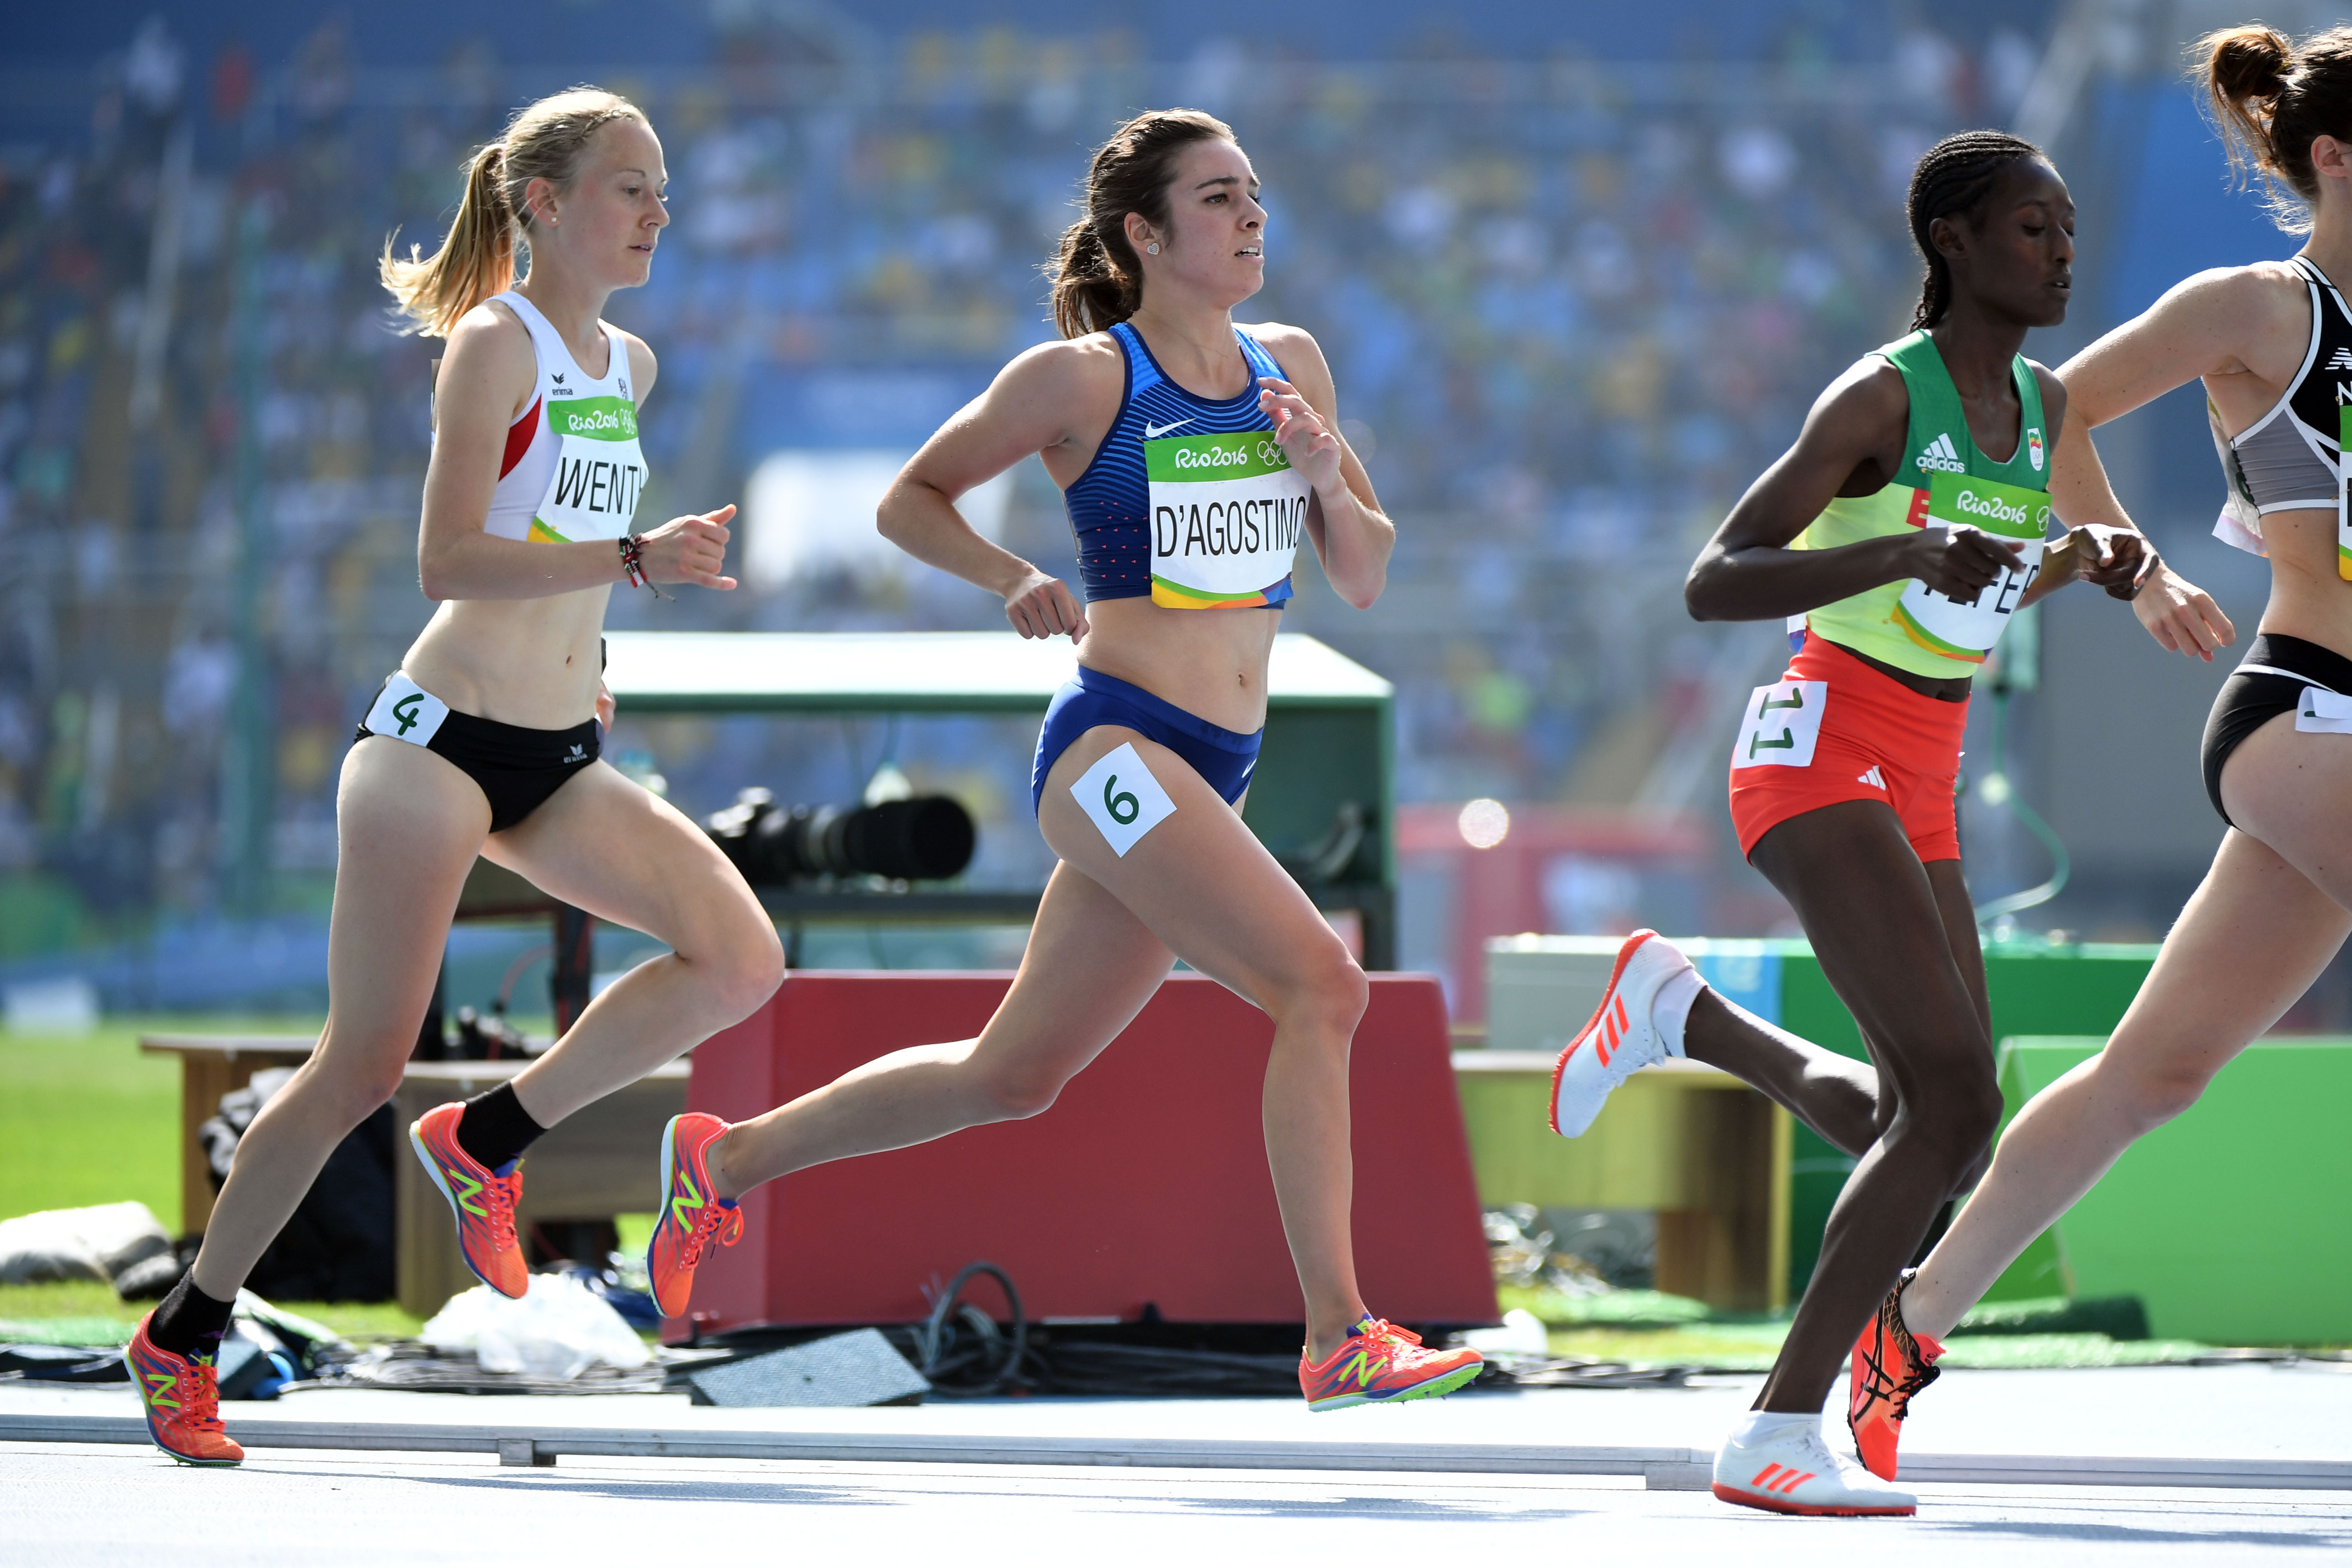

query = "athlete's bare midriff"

[
  {"left": 1076, "top": 596, "right": 1278, "bottom": 734},
  {"left": 2244, "top": 505, "right": 2352, "bottom": 661},
  {"left": 401, "top": 589, "right": 611, "bottom": 730}
]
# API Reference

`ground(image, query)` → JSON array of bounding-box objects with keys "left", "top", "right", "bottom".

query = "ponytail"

[
  {"left": 1048, "top": 216, "right": 1132, "bottom": 339},
  {"left": 381, "top": 141, "right": 519, "bottom": 338},
  {"left": 2197, "top": 24, "right": 2352, "bottom": 234},
  {"left": 379, "top": 86, "right": 645, "bottom": 337},
  {"left": 1044, "top": 108, "right": 1235, "bottom": 339}
]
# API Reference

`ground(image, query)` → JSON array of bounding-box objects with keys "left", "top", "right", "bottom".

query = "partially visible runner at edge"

[
  {"left": 637, "top": 109, "right": 1482, "bottom": 1410},
  {"left": 1855, "top": 21, "right": 2352, "bottom": 1483},
  {"left": 126, "top": 90, "right": 784, "bottom": 1466},
  {"left": 1545, "top": 130, "right": 2226, "bottom": 1516}
]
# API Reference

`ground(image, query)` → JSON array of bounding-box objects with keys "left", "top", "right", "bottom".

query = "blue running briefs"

[{"left": 1031, "top": 665, "right": 1260, "bottom": 815}]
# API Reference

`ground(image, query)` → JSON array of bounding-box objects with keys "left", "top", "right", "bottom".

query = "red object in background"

[
  {"left": 210, "top": 47, "right": 253, "bottom": 121},
  {"left": 1397, "top": 804, "right": 1709, "bottom": 1023},
  {"left": 672, "top": 972, "right": 1497, "bottom": 1338}
]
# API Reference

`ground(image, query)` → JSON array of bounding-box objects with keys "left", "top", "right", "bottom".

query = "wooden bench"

[
  {"left": 1450, "top": 1052, "right": 1791, "bottom": 1312},
  {"left": 139, "top": 1037, "right": 685, "bottom": 1316}
]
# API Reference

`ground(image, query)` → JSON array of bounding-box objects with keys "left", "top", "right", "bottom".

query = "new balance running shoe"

[
  {"left": 408, "top": 1101, "right": 528, "bottom": 1298},
  {"left": 1299, "top": 1315, "right": 1484, "bottom": 1412},
  {"left": 647, "top": 1112, "right": 742, "bottom": 1319},
  {"left": 1548, "top": 929, "right": 1694, "bottom": 1137},
  {"left": 1712, "top": 1421, "right": 1916, "bottom": 1517},
  {"left": 125, "top": 1313, "right": 242, "bottom": 1467},
  {"left": 1849, "top": 1268, "right": 1945, "bottom": 1480}
]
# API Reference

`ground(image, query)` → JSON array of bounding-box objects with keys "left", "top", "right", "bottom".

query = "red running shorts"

[{"left": 1727, "top": 634, "right": 1969, "bottom": 863}]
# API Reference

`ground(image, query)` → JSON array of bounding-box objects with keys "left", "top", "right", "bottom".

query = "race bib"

[
  {"left": 2297, "top": 684, "right": 2352, "bottom": 735},
  {"left": 2337, "top": 403, "right": 2350, "bottom": 580},
  {"left": 530, "top": 395, "right": 648, "bottom": 544},
  {"left": 364, "top": 673, "right": 448, "bottom": 747},
  {"left": 1731, "top": 679, "right": 1828, "bottom": 771},
  {"left": 1891, "top": 471, "right": 2052, "bottom": 664},
  {"left": 1147, "top": 430, "right": 1312, "bottom": 609},
  {"left": 1070, "top": 742, "right": 1177, "bottom": 857}
]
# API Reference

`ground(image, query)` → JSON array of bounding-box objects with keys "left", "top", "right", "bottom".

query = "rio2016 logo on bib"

[
  {"left": 1890, "top": 470, "right": 2052, "bottom": 664},
  {"left": 1145, "top": 429, "right": 1312, "bottom": 610},
  {"left": 528, "top": 395, "right": 649, "bottom": 545}
]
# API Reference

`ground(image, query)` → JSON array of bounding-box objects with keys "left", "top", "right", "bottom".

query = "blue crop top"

[{"left": 1062, "top": 321, "right": 1309, "bottom": 608}]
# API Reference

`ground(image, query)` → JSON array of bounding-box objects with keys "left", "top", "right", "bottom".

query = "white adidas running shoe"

[
  {"left": 1712, "top": 1421, "right": 1918, "bottom": 1517},
  {"left": 1547, "top": 930, "right": 1693, "bottom": 1138}
]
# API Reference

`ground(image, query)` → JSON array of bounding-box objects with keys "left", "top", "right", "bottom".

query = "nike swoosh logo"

[{"left": 1143, "top": 420, "right": 1193, "bottom": 438}]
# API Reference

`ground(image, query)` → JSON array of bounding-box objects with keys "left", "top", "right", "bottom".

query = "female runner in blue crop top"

[{"left": 637, "top": 110, "right": 1484, "bottom": 1410}]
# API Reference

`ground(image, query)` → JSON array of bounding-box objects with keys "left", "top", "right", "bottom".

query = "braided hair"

[{"left": 1906, "top": 130, "right": 2047, "bottom": 330}]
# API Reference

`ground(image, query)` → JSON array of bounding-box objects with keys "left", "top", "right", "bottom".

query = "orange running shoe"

[
  {"left": 647, "top": 1112, "right": 742, "bottom": 1319},
  {"left": 124, "top": 1313, "right": 243, "bottom": 1467},
  {"left": 407, "top": 1101, "right": 528, "bottom": 1298},
  {"left": 1299, "top": 1315, "right": 1484, "bottom": 1412},
  {"left": 1849, "top": 1268, "right": 1943, "bottom": 1480}
]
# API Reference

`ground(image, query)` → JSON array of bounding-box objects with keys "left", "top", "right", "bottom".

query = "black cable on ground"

[{"left": 911, "top": 1260, "right": 1029, "bottom": 1397}]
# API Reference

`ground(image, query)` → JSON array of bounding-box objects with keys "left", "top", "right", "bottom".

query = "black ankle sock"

[
  {"left": 455, "top": 1082, "right": 546, "bottom": 1172},
  {"left": 148, "top": 1273, "right": 236, "bottom": 1358}
]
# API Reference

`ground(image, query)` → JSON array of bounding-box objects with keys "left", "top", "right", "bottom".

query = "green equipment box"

[
  {"left": 1992, "top": 1037, "right": 2352, "bottom": 1344},
  {"left": 605, "top": 631, "right": 1397, "bottom": 966},
  {"left": 1486, "top": 936, "right": 2161, "bottom": 1301}
]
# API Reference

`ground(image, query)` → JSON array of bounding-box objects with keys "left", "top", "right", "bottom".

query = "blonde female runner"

[
  {"left": 637, "top": 110, "right": 1482, "bottom": 1410},
  {"left": 127, "top": 89, "right": 783, "bottom": 1464}
]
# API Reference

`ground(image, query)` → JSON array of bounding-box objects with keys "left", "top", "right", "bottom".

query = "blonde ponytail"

[{"left": 380, "top": 86, "right": 646, "bottom": 337}]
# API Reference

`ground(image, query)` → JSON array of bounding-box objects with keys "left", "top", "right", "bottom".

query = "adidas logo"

[
  {"left": 1915, "top": 433, "right": 1968, "bottom": 474},
  {"left": 2329, "top": 348, "right": 2352, "bottom": 372},
  {"left": 1857, "top": 766, "right": 1886, "bottom": 789},
  {"left": 1750, "top": 1463, "right": 1818, "bottom": 1495},
  {"left": 1585, "top": 992, "right": 1631, "bottom": 1067}
]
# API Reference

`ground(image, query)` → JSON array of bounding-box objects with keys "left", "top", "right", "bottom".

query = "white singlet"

[{"left": 465, "top": 290, "right": 649, "bottom": 544}]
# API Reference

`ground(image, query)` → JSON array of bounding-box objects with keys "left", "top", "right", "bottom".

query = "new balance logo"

[
  {"left": 2328, "top": 348, "right": 2352, "bottom": 372},
  {"left": 444, "top": 1164, "right": 488, "bottom": 1217},
  {"left": 1915, "top": 432, "right": 1968, "bottom": 473},
  {"left": 670, "top": 1173, "right": 705, "bottom": 1232},
  {"left": 141, "top": 1369, "right": 179, "bottom": 1411},
  {"left": 1857, "top": 766, "right": 1886, "bottom": 789},
  {"left": 1586, "top": 992, "right": 1631, "bottom": 1068},
  {"left": 1142, "top": 419, "right": 1194, "bottom": 439},
  {"left": 1750, "top": 1463, "right": 1817, "bottom": 1494}
]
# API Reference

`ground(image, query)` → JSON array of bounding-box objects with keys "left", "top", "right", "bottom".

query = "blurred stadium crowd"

[{"left": 0, "top": 6, "right": 2055, "bottom": 1002}]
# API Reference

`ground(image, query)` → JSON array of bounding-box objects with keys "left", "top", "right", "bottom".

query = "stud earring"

[{"left": 1146, "top": 243, "right": 1159, "bottom": 254}]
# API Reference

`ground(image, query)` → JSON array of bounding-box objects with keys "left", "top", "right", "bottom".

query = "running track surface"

[
  {"left": 5, "top": 1367, "right": 2348, "bottom": 1563},
  {"left": 5, "top": 1446, "right": 2348, "bottom": 1564}
]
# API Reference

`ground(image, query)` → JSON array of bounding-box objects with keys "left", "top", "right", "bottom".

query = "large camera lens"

[{"left": 707, "top": 789, "right": 976, "bottom": 885}]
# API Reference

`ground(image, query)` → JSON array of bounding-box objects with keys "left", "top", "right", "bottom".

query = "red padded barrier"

[{"left": 672, "top": 971, "right": 1497, "bottom": 1336}]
